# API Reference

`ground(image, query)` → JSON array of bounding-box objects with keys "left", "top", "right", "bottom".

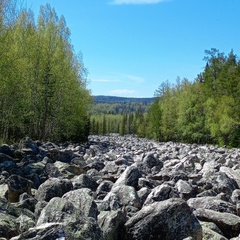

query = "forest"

[
  {"left": 0, "top": 0, "right": 91, "bottom": 142},
  {"left": 91, "top": 48, "right": 240, "bottom": 148},
  {"left": 1, "top": 1, "right": 239, "bottom": 148}
]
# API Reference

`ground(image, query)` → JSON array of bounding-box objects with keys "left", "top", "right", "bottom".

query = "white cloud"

[
  {"left": 109, "top": 89, "right": 137, "bottom": 95},
  {"left": 125, "top": 74, "right": 145, "bottom": 83},
  {"left": 110, "top": 0, "right": 167, "bottom": 5}
]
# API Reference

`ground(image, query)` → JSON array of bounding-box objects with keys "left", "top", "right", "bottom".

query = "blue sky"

[{"left": 25, "top": 0, "right": 240, "bottom": 97}]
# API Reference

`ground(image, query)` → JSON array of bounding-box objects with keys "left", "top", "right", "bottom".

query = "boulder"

[
  {"left": 175, "top": 179, "right": 193, "bottom": 200},
  {"left": 15, "top": 214, "right": 35, "bottom": 233},
  {"left": 125, "top": 198, "right": 202, "bottom": 240},
  {"left": 11, "top": 221, "right": 104, "bottom": 240},
  {"left": 143, "top": 183, "right": 177, "bottom": 206},
  {"left": 18, "top": 137, "right": 39, "bottom": 155},
  {"left": 202, "top": 226, "right": 228, "bottom": 240},
  {"left": 98, "top": 209, "right": 126, "bottom": 240},
  {"left": 142, "top": 152, "right": 163, "bottom": 173},
  {"left": 96, "top": 180, "right": 114, "bottom": 199},
  {"left": 194, "top": 208, "right": 240, "bottom": 238},
  {"left": 35, "top": 197, "right": 103, "bottom": 239},
  {"left": 220, "top": 166, "right": 240, "bottom": 188},
  {"left": 0, "top": 213, "right": 18, "bottom": 239},
  {"left": 35, "top": 178, "right": 73, "bottom": 202},
  {"left": 37, "top": 197, "right": 81, "bottom": 226},
  {"left": 54, "top": 161, "right": 86, "bottom": 177},
  {"left": 62, "top": 188, "right": 98, "bottom": 219},
  {"left": 18, "top": 192, "right": 37, "bottom": 212},
  {"left": 0, "top": 183, "right": 8, "bottom": 199},
  {"left": 72, "top": 173, "right": 98, "bottom": 191},
  {"left": 7, "top": 175, "right": 32, "bottom": 203},
  {"left": 104, "top": 185, "right": 141, "bottom": 209},
  {"left": 187, "top": 196, "right": 236, "bottom": 214},
  {"left": 0, "top": 144, "right": 14, "bottom": 157},
  {"left": 213, "top": 172, "right": 238, "bottom": 195},
  {"left": 112, "top": 164, "right": 142, "bottom": 190}
]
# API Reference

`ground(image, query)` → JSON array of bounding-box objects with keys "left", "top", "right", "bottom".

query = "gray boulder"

[
  {"left": 113, "top": 164, "right": 142, "bottom": 190},
  {"left": 0, "top": 144, "right": 14, "bottom": 157},
  {"left": 125, "top": 198, "right": 202, "bottom": 240},
  {"left": 7, "top": 175, "right": 32, "bottom": 203},
  {"left": 187, "top": 196, "right": 236, "bottom": 214},
  {"left": 15, "top": 214, "right": 35, "bottom": 233},
  {"left": 194, "top": 208, "right": 240, "bottom": 238},
  {"left": 11, "top": 221, "right": 104, "bottom": 240},
  {"left": 231, "top": 189, "right": 240, "bottom": 204},
  {"left": 202, "top": 226, "right": 228, "bottom": 240},
  {"left": 0, "top": 212, "right": 18, "bottom": 239},
  {"left": 98, "top": 209, "right": 126, "bottom": 240},
  {"left": 72, "top": 173, "right": 98, "bottom": 191},
  {"left": 36, "top": 197, "right": 81, "bottom": 225},
  {"left": 143, "top": 183, "right": 177, "bottom": 206},
  {"left": 142, "top": 152, "right": 163, "bottom": 174},
  {"left": 220, "top": 166, "right": 240, "bottom": 188},
  {"left": 104, "top": 185, "right": 141, "bottom": 209},
  {"left": 35, "top": 178, "right": 73, "bottom": 202},
  {"left": 176, "top": 179, "right": 193, "bottom": 200},
  {"left": 213, "top": 172, "right": 238, "bottom": 195},
  {"left": 62, "top": 188, "right": 98, "bottom": 219}
]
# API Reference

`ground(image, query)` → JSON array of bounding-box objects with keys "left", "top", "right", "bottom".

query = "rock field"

[{"left": 0, "top": 134, "right": 240, "bottom": 239}]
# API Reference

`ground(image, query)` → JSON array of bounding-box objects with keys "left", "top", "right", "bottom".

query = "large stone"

[
  {"left": 37, "top": 197, "right": 80, "bottom": 225},
  {"left": 35, "top": 178, "right": 73, "bottom": 202},
  {"left": 72, "top": 174, "right": 98, "bottom": 191},
  {"left": 213, "top": 172, "right": 239, "bottom": 195},
  {"left": 104, "top": 185, "right": 141, "bottom": 209},
  {"left": 0, "top": 144, "right": 14, "bottom": 157},
  {"left": 0, "top": 183, "right": 8, "bottom": 199},
  {"left": 0, "top": 213, "right": 18, "bottom": 239},
  {"left": 96, "top": 180, "right": 114, "bottom": 199},
  {"left": 187, "top": 196, "right": 236, "bottom": 215},
  {"left": 220, "top": 166, "right": 240, "bottom": 188},
  {"left": 142, "top": 152, "right": 163, "bottom": 174},
  {"left": 194, "top": 208, "right": 240, "bottom": 238},
  {"left": 11, "top": 221, "right": 104, "bottom": 240},
  {"left": 18, "top": 137, "right": 39, "bottom": 155},
  {"left": 176, "top": 179, "right": 193, "bottom": 200},
  {"left": 16, "top": 214, "right": 35, "bottom": 233},
  {"left": 98, "top": 209, "right": 126, "bottom": 240},
  {"left": 62, "top": 188, "right": 98, "bottom": 219},
  {"left": 202, "top": 226, "right": 228, "bottom": 240},
  {"left": 125, "top": 198, "right": 202, "bottom": 240},
  {"left": 112, "top": 164, "right": 142, "bottom": 190},
  {"left": 54, "top": 161, "right": 86, "bottom": 177},
  {"left": 35, "top": 197, "right": 103, "bottom": 240},
  {"left": 143, "top": 183, "right": 177, "bottom": 206},
  {"left": 7, "top": 175, "right": 32, "bottom": 203}
]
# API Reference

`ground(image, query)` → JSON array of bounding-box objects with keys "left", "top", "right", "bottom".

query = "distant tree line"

[
  {"left": 90, "top": 102, "right": 151, "bottom": 115},
  {"left": 0, "top": 0, "right": 91, "bottom": 142},
  {"left": 90, "top": 108, "right": 147, "bottom": 137},
  {"left": 94, "top": 95, "right": 154, "bottom": 104}
]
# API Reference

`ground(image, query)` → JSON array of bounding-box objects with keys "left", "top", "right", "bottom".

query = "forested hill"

[
  {"left": 93, "top": 95, "right": 155, "bottom": 104},
  {"left": 90, "top": 95, "right": 155, "bottom": 114}
]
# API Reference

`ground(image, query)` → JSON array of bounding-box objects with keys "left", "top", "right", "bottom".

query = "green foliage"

[
  {"left": 90, "top": 111, "right": 147, "bottom": 137},
  {"left": 90, "top": 97, "right": 151, "bottom": 137},
  {"left": 147, "top": 49, "right": 240, "bottom": 147},
  {"left": 90, "top": 96, "right": 153, "bottom": 115},
  {"left": 0, "top": 1, "right": 91, "bottom": 142}
]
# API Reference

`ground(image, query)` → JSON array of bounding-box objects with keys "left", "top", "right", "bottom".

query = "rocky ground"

[{"left": 0, "top": 134, "right": 240, "bottom": 239}]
